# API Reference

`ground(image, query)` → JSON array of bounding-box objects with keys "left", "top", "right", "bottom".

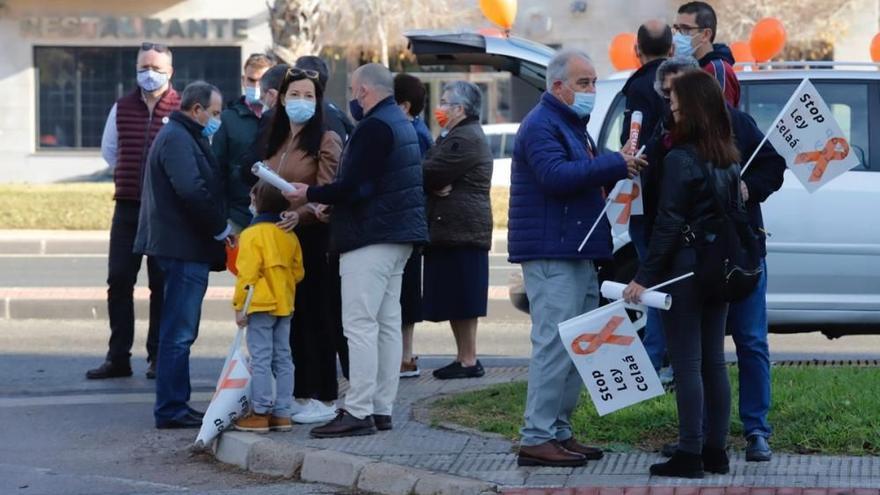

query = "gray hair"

[
  {"left": 180, "top": 81, "right": 220, "bottom": 111},
  {"left": 443, "top": 81, "right": 482, "bottom": 118},
  {"left": 355, "top": 63, "right": 393, "bottom": 95},
  {"left": 546, "top": 49, "right": 593, "bottom": 89},
  {"left": 654, "top": 55, "right": 700, "bottom": 97},
  {"left": 260, "top": 63, "right": 289, "bottom": 93}
]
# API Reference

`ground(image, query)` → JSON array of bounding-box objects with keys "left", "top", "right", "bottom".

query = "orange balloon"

[
  {"left": 479, "top": 0, "right": 518, "bottom": 31},
  {"left": 871, "top": 33, "right": 880, "bottom": 62},
  {"left": 749, "top": 18, "right": 786, "bottom": 62},
  {"left": 609, "top": 33, "right": 640, "bottom": 71},
  {"left": 730, "top": 41, "right": 754, "bottom": 72}
]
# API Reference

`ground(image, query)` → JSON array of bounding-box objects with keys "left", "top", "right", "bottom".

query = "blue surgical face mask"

[
  {"left": 673, "top": 32, "right": 696, "bottom": 58},
  {"left": 349, "top": 97, "right": 364, "bottom": 121},
  {"left": 244, "top": 85, "right": 261, "bottom": 105},
  {"left": 568, "top": 90, "right": 596, "bottom": 118},
  {"left": 137, "top": 69, "right": 169, "bottom": 92},
  {"left": 285, "top": 99, "right": 316, "bottom": 124},
  {"left": 201, "top": 116, "right": 222, "bottom": 138}
]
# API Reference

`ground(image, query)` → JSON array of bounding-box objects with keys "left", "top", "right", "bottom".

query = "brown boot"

[
  {"left": 560, "top": 437, "right": 604, "bottom": 460},
  {"left": 517, "top": 440, "right": 587, "bottom": 467},
  {"left": 233, "top": 412, "right": 270, "bottom": 433},
  {"left": 269, "top": 415, "right": 293, "bottom": 432}
]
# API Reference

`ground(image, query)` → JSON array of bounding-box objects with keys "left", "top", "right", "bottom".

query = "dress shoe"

[
  {"left": 187, "top": 407, "right": 205, "bottom": 420},
  {"left": 373, "top": 414, "right": 392, "bottom": 431},
  {"left": 650, "top": 450, "right": 704, "bottom": 479},
  {"left": 146, "top": 361, "right": 156, "bottom": 380},
  {"left": 702, "top": 446, "right": 730, "bottom": 474},
  {"left": 156, "top": 412, "right": 202, "bottom": 429},
  {"left": 560, "top": 437, "right": 604, "bottom": 460},
  {"left": 432, "top": 360, "right": 485, "bottom": 380},
  {"left": 310, "top": 410, "right": 376, "bottom": 438},
  {"left": 86, "top": 361, "right": 133, "bottom": 380},
  {"left": 746, "top": 434, "right": 772, "bottom": 462},
  {"left": 517, "top": 440, "right": 587, "bottom": 467}
]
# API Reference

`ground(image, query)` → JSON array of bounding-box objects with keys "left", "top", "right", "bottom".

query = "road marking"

[{"left": 0, "top": 391, "right": 214, "bottom": 408}]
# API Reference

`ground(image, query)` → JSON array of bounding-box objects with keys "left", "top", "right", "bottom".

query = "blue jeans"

[
  {"left": 153, "top": 257, "right": 209, "bottom": 425},
  {"left": 520, "top": 259, "right": 599, "bottom": 446},
  {"left": 727, "top": 258, "right": 772, "bottom": 439},
  {"left": 630, "top": 216, "right": 666, "bottom": 371},
  {"left": 247, "top": 312, "right": 294, "bottom": 417}
]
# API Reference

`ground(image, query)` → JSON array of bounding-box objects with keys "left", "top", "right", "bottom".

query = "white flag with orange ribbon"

[
  {"left": 763, "top": 79, "right": 860, "bottom": 193},
  {"left": 558, "top": 302, "right": 663, "bottom": 416},
  {"left": 606, "top": 179, "right": 640, "bottom": 235}
]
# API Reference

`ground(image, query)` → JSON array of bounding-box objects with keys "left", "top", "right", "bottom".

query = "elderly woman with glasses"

[
  {"left": 422, "top": 81, "right": 494, "bottom": 380},
  {"left": 260, "top": 67, "right": 344, "bottom": 425}
]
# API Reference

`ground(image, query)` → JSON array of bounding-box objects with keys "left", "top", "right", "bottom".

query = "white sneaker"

[
  {"left": 292, "top": 400, "right": 337, "bottom": 424},
  {"left": 289, "top": 399, "right": 311, "bottom": 416}
]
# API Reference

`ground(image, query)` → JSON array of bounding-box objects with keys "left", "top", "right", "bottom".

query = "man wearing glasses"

[
  {"left": 673, "top": 2, "right": 740, "bottom": 107},
  {"left": 88, "top": 42, "right": 179, "bottom": 381}
]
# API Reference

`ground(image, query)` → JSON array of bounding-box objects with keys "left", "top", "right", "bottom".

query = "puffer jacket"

[{"left": 422, "top": 117, "right": 493, "bottom": 250}]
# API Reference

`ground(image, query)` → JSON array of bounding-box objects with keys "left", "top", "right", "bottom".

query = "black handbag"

[{"left": 690, "top": 159, "right": 763, "bottom": 303}]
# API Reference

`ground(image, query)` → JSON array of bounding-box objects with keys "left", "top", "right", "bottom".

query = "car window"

[
  {"left": 486, "top": 134, "right": 503, "bottom": 159},
  {"left": 743, "top": 81, "right": 870, "bottom": 171},
  {"left": 598, "top": 94, "right": 627, "bottom": 154},
  {"left": 502, "top": 133, "right": 516, "bottom": 158}
]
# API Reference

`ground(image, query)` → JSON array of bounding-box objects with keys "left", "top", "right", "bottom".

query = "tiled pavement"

[{"left": 263, "top": 367, "right": 880, "bottom": 489}]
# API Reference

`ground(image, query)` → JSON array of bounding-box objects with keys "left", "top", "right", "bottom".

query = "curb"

[{"left": 213, "top": 431, "right": 498, "bottom": 495}]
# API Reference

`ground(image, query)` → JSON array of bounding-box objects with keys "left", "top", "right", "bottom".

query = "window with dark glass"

[{"left": 35, "top": 46, "right": 241, "bottom": 149}]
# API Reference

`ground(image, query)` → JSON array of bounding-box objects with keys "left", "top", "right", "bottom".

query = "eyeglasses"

[
  {"left": 286, "top": 67, "right": 320, "bottom": 81},
  {"left": 141, "top": 42, "right": 169, "bottom": 53},
  {"left": 672, "top": 24, "right": 705, "bottom": 35}
]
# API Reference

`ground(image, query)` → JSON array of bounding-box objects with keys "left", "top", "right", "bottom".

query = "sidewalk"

[{"left": 211, "top": 367, "right": 880, "bottom": 494}]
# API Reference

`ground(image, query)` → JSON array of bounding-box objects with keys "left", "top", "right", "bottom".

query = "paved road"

[{"left": 0, "top": 252, "right": 521, "bottom": 288}]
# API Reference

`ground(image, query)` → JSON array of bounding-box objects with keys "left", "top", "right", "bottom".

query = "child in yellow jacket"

[{"left": 233, "top": 182, "right": 305, "bottom": 433}]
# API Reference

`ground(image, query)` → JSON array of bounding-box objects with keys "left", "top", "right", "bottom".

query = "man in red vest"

[{"left": 87, "top": 42, "right": 181, "bottom": 380}]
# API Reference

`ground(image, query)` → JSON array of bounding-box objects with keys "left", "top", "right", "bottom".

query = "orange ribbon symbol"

[
  {"left": 571, "top": 315, "right": 634, "bottom": 355},
  {"left": 794, "top": 137, "right": 849, "bottom": 182},
  {"left": 613, "top": 183, "right": 640, "bottom": 224},
  {"left": 212, "top": 359, "right": 248, "bottom": 399}
]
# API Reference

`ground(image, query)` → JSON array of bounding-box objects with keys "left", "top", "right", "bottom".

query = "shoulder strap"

[
  {"left": 691, "top": 150, "right": 733, "bottom": 222},
  {"left": 710, "top": 60, "right": 727, "bottom": 93}
]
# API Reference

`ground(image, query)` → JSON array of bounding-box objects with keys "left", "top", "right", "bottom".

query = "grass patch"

[
  {"left": 0, "top": 183, "right": 114, "bottom": 230},
  {"left": 431, "top": 366, "right": 880, "bottom": 455},
  {"left": 491, "top": 186, "right": 509, "bottom": 230}
]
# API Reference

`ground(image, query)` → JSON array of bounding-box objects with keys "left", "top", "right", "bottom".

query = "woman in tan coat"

[{"left": 261, "top": 67, "right": 343, "bottom": 424}]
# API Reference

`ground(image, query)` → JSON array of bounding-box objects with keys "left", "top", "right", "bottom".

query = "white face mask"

[
  {"left": 137, "top": 69, "right": 169, "bottom": 92},
  {"left": 248, "top": 203, "right": 257, "bottom": 216}
]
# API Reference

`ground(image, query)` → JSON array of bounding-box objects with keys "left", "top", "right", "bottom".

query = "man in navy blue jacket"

[
  {"left": 135, "top": 81, "right": 231, "bottom": 429},
  {"left": 509, "top": 49, "right": 645, "bottom": 468},
  {"left": 645, "top": 57, "right": 785, "bottom": 462}
]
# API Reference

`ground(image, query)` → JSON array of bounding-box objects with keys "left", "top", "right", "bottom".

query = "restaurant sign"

[{"left": 20, "top": 16, "right": 249, "bottom": 41}]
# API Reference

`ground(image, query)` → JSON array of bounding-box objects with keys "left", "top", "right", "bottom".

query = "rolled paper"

[
  {"left": 252, "top": 161, "right": 296, "bottom": 194},
  {"left": 600, "top": 280, "right": 672, "bottom": 310}
]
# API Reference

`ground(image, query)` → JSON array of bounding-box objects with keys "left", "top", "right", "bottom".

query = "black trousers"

[
  {"left": 106, "top": 200, "right": 162, "bottom": 365},
  {"left": 291, "top": 223, "right": 348, "bottom": 401},
  {"left": 661, "top": 247, "right": 731, "bottom": 454}
]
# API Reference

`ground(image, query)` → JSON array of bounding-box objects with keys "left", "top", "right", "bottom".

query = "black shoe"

[
  {"left": 156, "top": 412, "right": 202, "bottom": 429},
  {"left": 187, "top": 407, "right": 205, "bottom": 420},
  {"left": 432, "top": 360, "right": 485, "bottom": 380},
  {"left": 373, "top": 414, "right": 392, "bottom": 431},
  {"left": 660, "top": 442, "right": 677, "bottom": 457},
  {"left": 146, "top": 361, "right": 156, "bottom": 380},
  {"left": 702, "top": 446, "right": 730, "bottom": 474},
  {"left": 310, "top": 410, "right": 376, "bottom": 438},
  {"left": 746, "top": 434, "right": 772, "bottom": 462},
  {"left": 650, "top": 450, "right": 704, "bottom": 479},
  {"left": 86, "top": 361, "right": 133, "bottom": 380}
]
